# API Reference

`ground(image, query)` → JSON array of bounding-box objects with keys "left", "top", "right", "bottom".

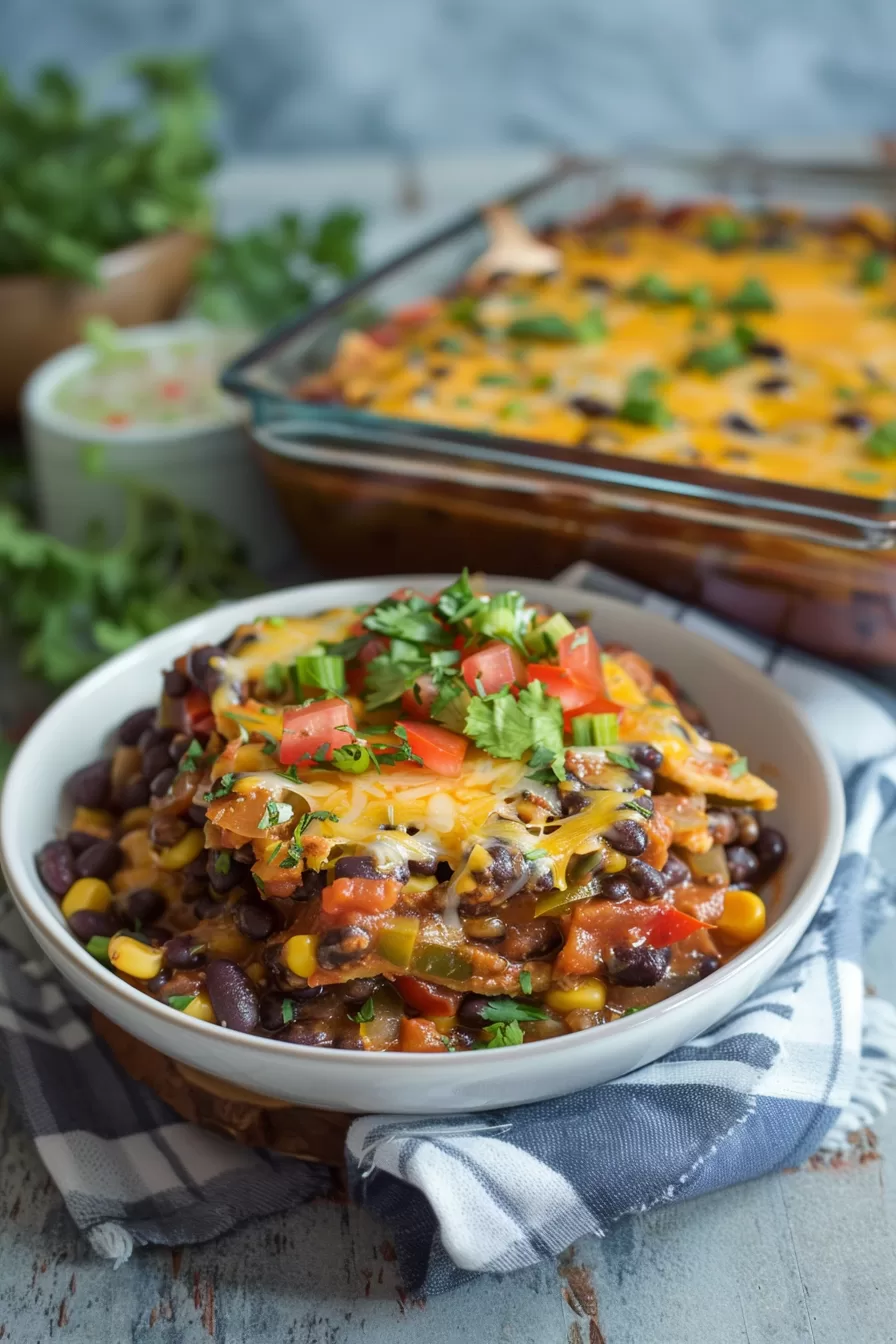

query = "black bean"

[
  {"left": 733, "top": 809, "right": 760, "bottom": 845},
  {"left": 606, "top": 943, "right": 670, "bottom": 987},
  {"left": 74, "top": 840, "right": 122, "bottom": 881},
  {"left": 67, "top": 831, "right": 99, "bottom": 855},
  {"left": 127, "top": 887, "right": 166, "bottom": 924},
  {"left": 754, "top": 827, "right": 788, "bottom": 878},
  {"left": 149, "top": 814, "right": 188, "bottom": 850},
  {"left": 626, "top": 858, "right": 667, "bottom": 898},
  {"left": 600, "top": 873, "right": 636, "bottom": 902},
  {"left": 578, "top": 274, "right": 612, "bottom": 293},
  {"left": 334, "top": 855, "right": 379, "bottom": 880},
  {"left": 289, "top": 983, "right": 327, "bottom": 1002},
  {"left": 603, "top": 819, "right": 647, "bottom": 856},
  {"left": 145, "top": 971, "right": 170, "bottom": 995},
  {"left": 630, "top": 743, "right": 663, "bottom": 771},
  {"left": 457, "top": 994, "right": 491, "bottom": 1027},
  {"left": 135, "top": 925, "right": 168, "bottom": 946},
  {"left": 205, "top": 959, "right": 259, "bottom": 1033},
  {"left": 436, "top": 861, "right": 454, "bottom": 884},
  {"left": 294, "top": 869, "right": 325, "bottom": 902},
  {"left": 184, "top": 805, "right": 205, "bottom": 830},
  {"left": 164, "top": 934, "right": 206, "bottom": 969},
  {"left": 721, "top": 412, "right": 761, "bottom": 436},
  {"left": 168, "top": 735, "right": 191, "bottom": 765},
  {"left": 235, "top": 901, "right": 275, "bottom": 941},
  {"left": 408, "top": 855, "right": 438, "bottom": 876},
  {"left": 725, "top": 845, "right": 760, "bottom": 884},
  {"left": 116, "top": 776, "right": 151, "bottom": 811},
  {"left": 697, "top": 955, "right": 721, "bottom": 979},
  {"left": 706, "top": 809, "right": 738, "bottom": 846},
  {"left": 750, "top": 340, "right": 785, "bottom": 360},
  {"left": 67, "top": 760, "right": 111, "bottom": 809},
  {"left": 341, "top": 977, "right": 382, "bottom": 1005},
  {"left": 280, "top": 1023, "right": 334, "bottom": 1047},
  {"left": 316, "top": 925, "right": 371, "bottom": 969},
  {"left": 755, "top": 376, "right": 790, "bottom": 394},
  {"left": 632, "top": 766, "right": 655, "bottom": 791},
  {"left": 163, "top": 668, "right": 191, "bottom": 698},
  {"left": 118, "top": 707, "right": 157, "bottom": 747},
  {"left": 36, "top": 840, "right": 75, "bottom": 897},
  {"left": 138, "top": 725, "right": 177, "bottom": 752},
  {"left": 207, "top": 851, "right": 236, "bottom": 893},
  {"left": 150, "top": 768, "right": 176, "bottom": 798},
  {"left": 259, "top": 992, "right": 291, "bottom": 1032},
  {"left": 193, "top": 894, "right": 226, "bottom": 921},
  {"left": 187, "top": 645, "right": 227, "bottom": 694},
  {"left": 142, "top": 743, "right": 174, "bottom": 782},
  {"left": 561, "top": 790, "right": 591, "bottom": 817},
  {"left": 569, "top": 395, "right": 614, "bottom": 418},
  {"left": 67, "top": 908, "right": 118, "bottom": 942},
  {"left": 833, "top": 410, "right": 872, "bottom": 432},
  {"left": 661, "top": 852, "right": 691, "bottom": 887}
]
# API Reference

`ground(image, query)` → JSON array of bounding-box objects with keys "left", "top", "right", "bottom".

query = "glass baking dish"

[{"left": 222, "top": 154, "right": 896, "bottom": 672}]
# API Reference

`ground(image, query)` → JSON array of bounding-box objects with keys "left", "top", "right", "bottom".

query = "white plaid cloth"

[{"left": 0, "top": 562, "right": 894, "bottom": 1294}]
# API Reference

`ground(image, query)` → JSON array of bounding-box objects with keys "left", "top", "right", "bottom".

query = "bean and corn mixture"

[
  {"left": 37, "top": 575, "right": 788, "bottom": 1052},
  {"left": 298, "top": 197, "right": 896, "bottom": 501}
]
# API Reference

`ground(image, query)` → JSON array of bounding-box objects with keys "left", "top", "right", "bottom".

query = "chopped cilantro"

[
  {"left": 623, "top": 797, "right": 654, "bottom": 819},
  {"left": 728, "top": 755, "right": 749, "bottom": 779},
  {"left": 530, "top": 372, "right": 553, "bottom": 391},
  {"left": 262, "top": 662, "right": 290, "bottom": 696},
  {"left": 857, "top": 252, "right": 888, "bottom": 288},
  {"left": 622, "top": 1006, "right": 645, "bottom": 1017},
  {"left": 177, "top": 738, "right": 205, "bottom": 774},
  {"left": 684, "top": 334, "right": 749, "bottom": 376},
  {"left": 169, "top": 994, "right": 196, "bottom": 1012},
  {"left": 447, "top": 295, "right": 481, "bottom": 329},
  {"left": 865, "top": 420, "right": 896, "bottom": 460},
  {"left": 506, "top": 313, "right": 578, "bottom": 342},
  {"left": 259, "top": 799, "right": 293, "bottom": 830},
  {"left": 497, "top": 399, "right": 527, "bottom": 420},
  {"left": 704, "top": 214, "right": 746, "bottom": 251},
  {"left": 519, "top": 970, "right": 533, "bottom": 995},
  {"left": 323, "top": 633, "right": 371, "bottom": 659},
  {"left": 575, "top": 307, "right": 607, "bottom": 343},
  {"left": 252, "top": 872, "right": 266, "bottom": 894},
  {"left": 618, "top": 367, "right": 674, "bottom": 428},
  {"left": 481, "top": 1021, "right": 526, "bottom": 1048},
  {"left": 725, "top": 276, "right": 775, "bottom": 312},
  {"left": 363, "top": 595, "right": 452, "bottom": 647},
  {"left": 203, "top": 773, "right": 235, "bottom": 803},
  {"left": 482, "top": 998, "right": 549, "bottom": 1023},
  {"left": 213, "top": 851, "right": 231, "bottom": 875},
  {"left": 281, "top": 999, "right": 296, "bottom": 1024},
  {"left": 527, "top": 743, "right": 567, "bottom": 784},
  {"left": 606, "top": 749, "right": 638, "bottom": 770},
  {"left": 349, "top": 996, "right": 376, "bottom": 1024},
  {"left": 436, "top": 569, "right": 483, "bottom": 625},
  {"left": 465, "top": 680, "right": 564, "bottom": 763},
  {"left": 478, "top": 372, "right": 517, "bottom": 386}
]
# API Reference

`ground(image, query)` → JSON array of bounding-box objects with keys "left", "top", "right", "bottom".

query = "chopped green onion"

[
  {"left": 281, "top": 1000, "right": 296, "bottom": 1024},
  {"left": 262, "top": 662, "right": 290, "bottom": 695},
  {"left": 729, "top": 755, "right": 749, "bottom": 779},
  {"left": 85, "top": 935, "right": 111, "bottom": 965},
  {"left": 295, "top": 654, "right": 346, "bottom": 694},
  {"left": 214, "top": 851, "right": 231, "bottom": 875},
  {"left": 519, "top": 970, "right": 533, "bottom": 995},
  {"left": 524, "top": 611, "right": 574, "bottom": 657},
  {"left": 570, "top": 713, "right": 619, "bottom": 747},
  {"left": 330, "top": 742, "right": 372, "bottom": 774}
]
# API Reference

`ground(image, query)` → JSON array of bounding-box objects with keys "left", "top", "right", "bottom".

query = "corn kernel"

[
  {"left": 61, "top": 878, "right": 112, "bottom": 920},
  {"left": 245, "top": 961, "right": 265, "bottom": 984},
  {"left": 545, "top": 978, "right": 608, "bottom": 1014},
  {"left": 120, "top": 806, "right": 153, "bottom": 833},
  {"left": 183, "top": 991, "right": 216, "bottom": 1023},
  {"left": 403, "top": 874, "right": 438, "bottom": 895},
  {"left": 119, "top": 828, "right": 152, "bottom": 868},
  {"left": 716, "top": 890, "right": 766, "bottom": 943},
  {"left": 157, "top": 828, "right": 205, "bottom": 871},
  {"left": 108, "top": 933, "right": 164, "bottom": 980},
  {"left": 454, "top": 872, "right": 477, "bottom": 895},
  {"left": 283, "top": 934, "right": 318, "bottom": 979},
  {"left": 71, "top": 807, "right": 114, "bottom": 838},
  {"left": 468, "top": 844, "right": 492, "bottom": 873},
  {"left": 429, "top": 1015, "right": 457, "bottom": 1033}
]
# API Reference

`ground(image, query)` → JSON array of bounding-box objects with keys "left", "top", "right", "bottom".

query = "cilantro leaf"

[
  {"left": 519, "top": 970, "right": 533, "bottom": 995},
  {"left": 363, "top": 595, "right": 451, "bottom": 647},
  {"left": 349, "top": 997, "right": 376, "bottom": 1023},
  {"left": 618, "top": 367, "right": 674, "bottom": 427},
  {"left": 865, "top": 420, "right": 896, "bottom": 460},
  {"left": 464, "top": 680, "right": 564, "bottom": 763},
  {"left": 436, "top": 568, "right": 483, "bottom": 624},
  {"left": 177, "top": 738, "right": 205, "bottom": 774},
  {"left": 470, "top": 590, "right": 534, "bottom": 654},
  {"left": 259, "top": 799, "right": 294, "bottom": 830},
  {"left": 203, "top": 773, "right": 235, "bottom": 802},
  {"left": 606, "top": 749, "right": 638, "bottom": 770},
  {"left": 527, "top": 743, "right": 567, "bottom": 784},
  {"left": 481, "top": 1021, "right": 526, "bottom": 1048},
  {"left": 169, "top": 994, "right": 196, "bottom": 1012},
  {"left": 213, "top": 851, "right": 231, "bottom": 875},
  {"left": 481, "top": 997, "right": 550, "bottom": 1024},
  {"left": 724, "top": 276, "right": 775, "bottom": 313},
  {"left": 262, "top": 662, "right": 290, "bottom": 696},
  {"left": 728, "top": 755, "right": 749, "bottom": 779}
]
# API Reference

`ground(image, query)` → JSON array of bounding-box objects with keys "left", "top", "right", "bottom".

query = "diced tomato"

[
  {"left": 160, "top": 378, "right": 186, "bottom": 400},
  {"left": 643, "top": 906, "right": 709, "bottom": 948},
  {"left": 280, "top": 698, "right": 357, "bottom": 766},
  {"left": 103, "top": 411, "right": 131, "bottom": 427},
  {"left": 557, "top": 627, "right": 605, "bottom": 693},
  {"left": 359, "top": 636, "right": 389, "bottom": 663},
  {"left": 526, "top": 664, "right": 597, "bottom": 715},
  {"left": 393, "top": 976, "right": 462, "bottom": 1017},
  {"left": 399, "top": 1017, "right": 449, "bottom": 1052},
  {"left": 367, "top": 321, "right": 400, "bottom": 347},
  {"left": 394, "top": 299, "right": 441, "bottom": 327},
  {"left": 183, "top": 687, "right": 214, "bottom": 735},
  {"left": 321, "top": 876, "right": 401, "bottom": 916},
  {"left": 462, "top": 641, "right": 526, "bottom": 695},
  {"left": 397, "top": 720, "right": 467, "bottom": 776},
  {"left": 400, "top": 673, "right": 438, "bottom": 720},
  {"left": 554, "top": 898, "right": 709, "bottom": 975},
  {"left": 347, "top": 636, "right": 390, "bottom": 694}
]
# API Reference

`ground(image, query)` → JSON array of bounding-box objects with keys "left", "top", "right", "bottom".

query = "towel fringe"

[
  {"left": 819, "top": 995, "right": 896, "bottom": 1152},
  {"left": 87, "top": 1221, "right": 134, "bottom": 1266}
]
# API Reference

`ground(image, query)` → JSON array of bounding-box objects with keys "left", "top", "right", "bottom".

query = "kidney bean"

[
  {"left": 235, "top": 901, "right": 275, "bottom": 941},
  {"left": 457, "top": 994, "right": 491, "bottom": 1027},
  {"left": 142, "top": 743, "right": 175, "bottom": 782},
  {"left": 600, "top": 873, "right": 636, "bottom": 902},
  {"left": 725, "top": 845, "right": 760, "bottom": 885},
  {"left": 280, "top": 1022, "right": 334, "bottom": 1047},
  {"left": 163, "top": 668, "right": 190, "bottom": 698},
  {"left": 67, "top": 831, "right": 99, "bottom": 855},
  {"left": 754, "top": 827, "right": 787, "bottom": 878},
  {"left": 67, "top": 760, "right": 111, "bottom": 809},
  {"left": 706, "top": 809, "right": 738, "bottom": 845},
  {"left": 733, "top": 809, "right": 760, "bottom": 845},
  {"left": 334, "top": 855, "right": 379, "bottom": 880},
  {"left": 127, "top": 887, "right": 166, "bottom": 924},
  {"left": 116, "top": 775, "right": 150, "bottom": 811},
  {"left": 149, "top": 813, "right": 188, "bottom": 850},
  {"left": 118, "top": 707, "right": 157, "bottom": 747},
  {"left": 626, "top": 858, "right": 667, "bottom": 897},
  {"left": 833, "top": 410, "right": 872, "bottom": 432},
  {"left": 607, "top": 943, "right": 670, "bottom": 986},
  {"left": 205, "top": 960, "right": 259, "bottom": 1033},
  {"left": 74, "top": 840, "right": 122, "bottom": 881},
  {"left": 661, "top": 852, "right": 691, "bottom": 887},
  {"left": 165, "top": 934, "right": 206, "bottom": 969},
  {"left": 36, "top": 840, "right": 75, "bottom": 896},
  {"left": 187, "top": 645, "right": 227, "bottom": 693},
  {"left": 67, "top": 908, "right": 119, "bottom": 942},
  {"left": 604, "top": 819, "right": 647, "bottom": 856},
  {"left": 697, "top": 955, "right": 721, "bottom": 978},
  {"left": 149, "top": 768, "right": 176, "bottom": 798},
  {"left": 316, "top": 926, "right": 371, "bottom": 969},
  {"left": 630, "top": 743, "right": 663, "bottom": 771}
]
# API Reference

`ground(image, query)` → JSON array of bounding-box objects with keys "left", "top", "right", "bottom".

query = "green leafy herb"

[
  {"left": 606, "top": 749, "right": 638, "bottom": 770},
  {"left": 524, "top": 848, "right": 548, "bottom": 862},
  {"left": 530, "top": 373, "right": 553, "bottom": 391},
  {"left": 465, "top": 680, "right": 564, "bottom": 763},
  {"left": 447, "top": 295, "right": 482, "bottom": 330},
  {"left": 349, "top": 997, "right": 376, "bottom": 1024},
  {"left": 470, "top": 590, "right": 534, "bottom": 654},
  {"left": 725, "top": 276, "right": 775, "bottom": 312},
  {"left": 86, "top": 935, "right": 111, "bottom": 965},
  {"left": 214, "top": 851, "right": 231, "bottom": 875},
  {"left": 865, "top": 420, "right": 896, "bottom": 460},
  {"left": 169, "top": 994, "right": 196, "bottom": 1012},
  {"left": 704, "top": 214, "right": 747, "bottom": 251},
  {"left": 323, "top": 633, "right": 370, "bottom": 660},
  {"left": 259, "top": 799, "right": 294, "bottom": 830},
  {"left": 684, "top": 333, "right": 749, "bottom": 377},
  {"left": 482, "top": 998, "right": 549, "bottom": 1024},
  {"left": 478, "top": 373, "right": 517, "bottom": 387},
  {"left": 252, "top": 872, "right": 266, "bottom": 894},
  {"left": 835, "top": 386, "right": 856, "bottom": 400},
  {"left": 575, "top": 308, "right": 607, "bottom": 343},
  {"left": 519, "top": 970, "right": 533, "bottom": 996},
  {"left": 527, "top": 743, "right": 567, "bottom": 785},
  {"left": 178, "top": 738, "right": 205, "bottom": 774},
  {"left": 262, "top": 662, "right": 290, "bottom": 696},
  {"left": 497, "top": 400, "right": 527, "bottom": 420},
  {"left": 856, "top": 252, "right": 889, "bottom": 288},
  {"left": 281, "top": 1000, "right": 296, "bottom": 1024},
  {"left": 728, "top": 755, "right": 749, "bottom": 779},
  {"left": 436, "top": 569, "right": 483, "bottom": 625},
  {"left": 363, "top": 595, "right": 452, "bottom": 647},
  {"left": 506, "top": 313, "right": 578, "bottom": 342},
  {"left": 618, "top": 368, "right": 674, "bottom": 428},
  {"left": 481, "top": 1021, "right": 526, "bottom": 1048},
  {"left": 203, "top": 773, "right": 235, "bottom": 803},
  {"left": 279, "top": 812, "right": 339, "bottom": 869},
  {"left": 622, "top": 1006, "right": 646, "bottom": 1016},
  {"left": 843, "top": 468, "right": 882, "bottom": 484},
  {"left": 295, "top": 654, "right": 346, "bottom": 694},
  {"left": 267, "top": 842, "right": 283, "bottom": 862},
  {"left": 623, "top": 798, "right": 654, "bottom": 819}
]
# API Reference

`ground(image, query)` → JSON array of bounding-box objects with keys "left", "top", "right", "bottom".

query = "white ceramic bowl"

[
  {"left": 0, "top": 575, "right": 844, "bottom": 1115},
  {"left": 21, "top": 321, "right": 294, "bottom": 574}
]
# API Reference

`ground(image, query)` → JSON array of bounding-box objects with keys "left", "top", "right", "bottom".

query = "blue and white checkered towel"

[{"left": 1, "top": 561, "right": 895, "bottom": 1296}]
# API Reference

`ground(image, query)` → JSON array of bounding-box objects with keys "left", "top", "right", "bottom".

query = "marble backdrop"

[{"left": 2, "top": 0, "right": 895, "bottom": 153}]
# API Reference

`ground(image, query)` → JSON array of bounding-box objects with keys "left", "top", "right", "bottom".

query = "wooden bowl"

[{"left": 0, "top": 231, "right": 207, "bottom": 418}]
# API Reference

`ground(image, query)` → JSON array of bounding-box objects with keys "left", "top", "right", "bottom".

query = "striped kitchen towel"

[{"left": 0, "top": 560, "right": 893, "bottom": 1295}]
